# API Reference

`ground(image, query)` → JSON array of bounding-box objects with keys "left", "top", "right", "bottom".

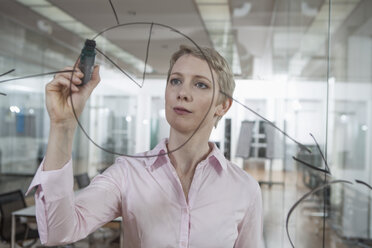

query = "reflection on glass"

[{"left": 89, "top": 95, "right": 137, "bottom": 172}]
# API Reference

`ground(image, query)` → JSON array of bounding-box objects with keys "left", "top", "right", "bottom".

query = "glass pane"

[{"left": 0, "top": 0, "right": 371, "bottom": 247}]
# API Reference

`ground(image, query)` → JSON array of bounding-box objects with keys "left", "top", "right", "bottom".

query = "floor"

[
  {"left": 245, "top": 160, "right": 369, "bottom": 248},
  {"left": 1, "top": 163, "right": 371, "bottom": 248}
]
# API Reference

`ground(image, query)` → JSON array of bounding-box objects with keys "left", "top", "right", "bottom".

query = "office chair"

[
  {"left": 0, "top": 190, "right": 39, "bottom": 247},
  {"left": 74, "top": 173, "right": 90, "bottom": 189}
]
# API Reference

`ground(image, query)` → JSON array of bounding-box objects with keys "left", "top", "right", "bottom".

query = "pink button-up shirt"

[{"left": 27, "top": 139, "right": 263, "bottom": 247}]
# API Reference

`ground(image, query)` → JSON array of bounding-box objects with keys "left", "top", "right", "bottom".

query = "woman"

[{"left": 27, "top": 45, "right": 263, "bottom": 247}]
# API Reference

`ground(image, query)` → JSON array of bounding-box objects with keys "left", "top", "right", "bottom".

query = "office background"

[{"left": 0, "top": 0, "right": 371, "bottom": 247}]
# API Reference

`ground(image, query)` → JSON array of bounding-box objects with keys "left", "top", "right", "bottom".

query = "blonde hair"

[{"left": 167, "top": 45, "right": 235, "bottom": 127}]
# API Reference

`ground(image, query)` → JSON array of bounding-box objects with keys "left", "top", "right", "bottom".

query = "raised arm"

[
  {"left": 26, "top": 65, "right": 125, "bottom": 246},
  {"left": 44, "top": 65, "right": 100, "bottom": 171}
]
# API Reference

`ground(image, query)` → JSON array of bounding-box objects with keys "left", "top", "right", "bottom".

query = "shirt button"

[{"left": 181, "top": 241, "right": 187, "bottom": 247}]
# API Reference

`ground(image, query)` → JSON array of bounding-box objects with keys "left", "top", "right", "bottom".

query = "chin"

[
  {"left": 169, "top": 121, "right": 196, "bottom": 135},
  {"left": 172, "top": 121, "right": 214, "bottom": 138},
  {"left": 166, "top": 113, "right": 214, "bottom": 135}
]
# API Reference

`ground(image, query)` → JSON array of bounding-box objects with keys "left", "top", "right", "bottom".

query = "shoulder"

[
  {"left": 104, "top": 139, "right": 169, "bottom": 175},
  {"left": 226, "top": 161, "right": 259, "bottom": 188},
  {"left": 96, "top": 153, "right": 149, "bottom": 190},
  {"left": 113, "top": 139, "right": 168, "bottom": 170},
  {"left": 108, "top": 145, "right": 164, "bottom": 173},
  {"left": 110, "top": 153, "right": 149, "bottom": 173},
  {"left": 225, "top": 160, "right": 261, "bottom": 201},
  {"left": 209, "top": 142, "right": 261, "bottom": 200}
]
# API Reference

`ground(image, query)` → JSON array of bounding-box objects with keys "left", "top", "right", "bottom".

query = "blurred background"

[{"left": 0, "top": 0, "right": 371, "bottom": 247}]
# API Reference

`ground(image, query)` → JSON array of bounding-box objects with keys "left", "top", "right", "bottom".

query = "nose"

[{"left": 177, "top": 85, "right": 192, "bottom": 102}]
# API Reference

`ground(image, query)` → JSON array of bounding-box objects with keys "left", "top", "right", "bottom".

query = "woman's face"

[{"left": 165, "top": 54, "right": 222, "bottom": 135}]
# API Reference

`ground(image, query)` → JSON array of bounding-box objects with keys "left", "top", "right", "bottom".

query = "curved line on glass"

[
  {"left": 286, "top": 180, "right": 353, "bottom": 248},
  {"left": 69, "top": 22, "right": 217, "bottom": 158}
]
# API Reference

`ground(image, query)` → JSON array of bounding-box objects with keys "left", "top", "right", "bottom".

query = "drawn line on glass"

[
  {"left": 95, "top": 47, "right": 140, "bottom": 87},
  {"left": 292, "top": 156, "right": 331, "bottom": 175},
  {"left": 310, "top": 133, "right": 331, "bottom": 174},
  {"left": 70, "top": 22, "right": 217, "bottom": 158},
  {"left": 108, "top": 0, "right": 120, "bottom": 25},
  {"left": 0, "top": 21, "right": 313, "bottom": 159},
  {"left": 0, "top": 70, "right": 75, "bottom": 84},
  {"left": 355, "top": 179, "right": 372, "bottom": 190},
  {"left": 286, "top": 134, "right": 372, "bottom": 248},
  {"left": 0, "top": 69, "right": 15, "bottom": 77},
  {"left": 0, "top": 69, "right": 75, "bottom": 96},
  {"left": 1, "top": 2, "right": 367, "bottom": 246},
  {"left": 0, "top": 69, "right": 15, "bottom": 96},
  {"left": 142, "top": 22, "right": 153, "bottom": 86},
  {"left": 286, "top": 180, "right": 353, "bottom": 248},
  {"left": 1, "top": 18, "right": 368, "bottom": 248},
  {"left": 220, "top": 91, "right": 312, "bottom": 153}
]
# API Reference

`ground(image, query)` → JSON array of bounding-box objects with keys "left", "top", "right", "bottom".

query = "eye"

[
  {"left": 170, "top": 78, "right": 181, "bottom": 86},
  {"left": 195, "top": 82, "right": 208, "bottom": 89}
]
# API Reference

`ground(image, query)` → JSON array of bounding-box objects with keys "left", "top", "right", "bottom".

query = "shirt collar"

[
  {"left": 208, "top": 142, "right": 227, "bottom": 171},
  {"left": 145, "top": 138, "right": 227, "bottom": 171},
  {"left": 145, "top": 138, "right": 169, "bottom": 171}
]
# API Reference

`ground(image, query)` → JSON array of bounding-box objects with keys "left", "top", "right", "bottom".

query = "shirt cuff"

[{"left": 26, "top": 158, "right": 74, "bottom": 202}]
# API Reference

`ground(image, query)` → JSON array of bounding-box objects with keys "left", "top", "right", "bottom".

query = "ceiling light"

[
  {"left": 16, "top": 0, "right": 50, "bottom": 6},
  {"left": 10, "top": 106, "right": 21, "bottom": 113},
  {"left": 37, "top": 19, "right": 52, "bottom": 34},
  {"left": 233, "top": 2, "right": 251, "bottom": 17},
  {"left": 289, "top": 0, "right": 360, "bottom": 76},
  {"left": 301, "top": 2, "right": 317, "bottom": 17},
  {"left": 328, "top": 77, "right": 335, "bottom": 85},
  {"left": 340, "top": 114, "right": 348, "bottom": 123},
  {"left": 59, "top": 21, "right": 95, "bottom": 36},
  {"left": 198, "top": 4, "right": 230, "bottom": 22},
  {"left": 195, "top": 0, "right": 226, "bottom": 3},
  {"left": 16, "top": 0, "right": 152, "bottom": 76},
  {"left": 195, "top": 0, "right": 241, "bottom": 75},
  {"left": 31, "top": 6, "right": 75, "bottom": 22}
]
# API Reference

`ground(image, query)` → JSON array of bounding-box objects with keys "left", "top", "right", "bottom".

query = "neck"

[{"left": 167, "top": 129, "right": 212, "bottom": 175}]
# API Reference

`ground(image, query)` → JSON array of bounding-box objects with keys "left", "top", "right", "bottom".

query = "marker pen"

[{"left": 79, "top": 39, "right": 96, "bottom": 85}]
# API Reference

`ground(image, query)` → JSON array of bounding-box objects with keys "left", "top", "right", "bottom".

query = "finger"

[
  {"left": 54, "top": 67, "right": 83, "bottom": 80},
  {"left": 75, "top": 57, "right": 81, "bottom": 68},
  {"left": 50, "top": 76, "right": 80, "bottom": 92},
  {"left": 73, "top": 66, "right": 83, "bottom": 76},
  {"left": 54, "top": 67, "right": 74, "bottom": 79},
  {"left": 55, "top": 73, "right": 83, "bottom": 84},
  {"left": 85, "top": 65, "right": 101, "bottom": 90},
  {"left": 61, "top": 78, "right": 80, "bottom": 92},
  {"left": 91, "top": 65, "right": 100, "bottom": 85},
  {"left": 55, "top": 72, "right": 83, "bottom": 86}
]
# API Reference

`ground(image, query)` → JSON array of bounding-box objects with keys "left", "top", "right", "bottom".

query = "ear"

[{"left": 215, "top": 98, "right": 232, "bottom": 117}]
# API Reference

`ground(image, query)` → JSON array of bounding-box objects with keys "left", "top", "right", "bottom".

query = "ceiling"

[
  {"left": 0, "top": 0, "right": 371, "bottom": 81},
  {"left": 50, "top": 0, "right": 213, "bottom": 75}
]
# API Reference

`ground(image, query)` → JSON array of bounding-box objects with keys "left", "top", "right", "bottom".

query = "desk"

[
  {"left": 11, "top": 205, "right": 36, "bottom": 248},
  {"left": 11, "top": 205, "right": 122, "bottom": 248}
]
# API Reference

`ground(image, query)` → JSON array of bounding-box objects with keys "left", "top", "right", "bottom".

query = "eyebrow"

[{"left": 170, "top": 72, "right": 212, "bottom": 84}]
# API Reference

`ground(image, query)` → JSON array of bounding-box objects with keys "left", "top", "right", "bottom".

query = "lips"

[{"left": 173, "top": 107, "right": 192, "bottom": 115}]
